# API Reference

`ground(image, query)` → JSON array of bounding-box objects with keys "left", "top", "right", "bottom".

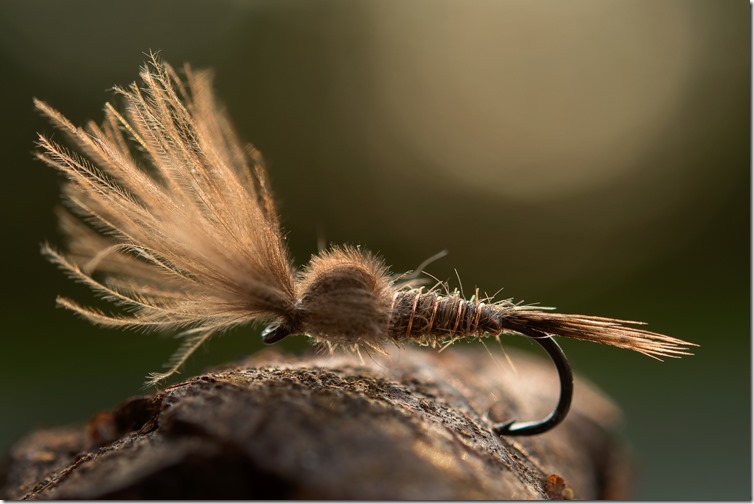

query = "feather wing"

[{"left": 36, "top": 54, "right": 296, "bottom": 384}]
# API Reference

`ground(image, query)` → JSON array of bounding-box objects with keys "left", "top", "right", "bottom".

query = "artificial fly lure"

[{"left": 35, "top": 55, "right": 696, "bottom": 436}]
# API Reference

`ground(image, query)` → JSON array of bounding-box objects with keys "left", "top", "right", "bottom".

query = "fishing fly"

[{"left": 35, "top": 55, "right": 695, "bottom": 436}]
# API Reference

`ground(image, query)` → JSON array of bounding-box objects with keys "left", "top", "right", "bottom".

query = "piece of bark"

[{"left": 1, "top": 347, "right": 633, "bottom": 499}]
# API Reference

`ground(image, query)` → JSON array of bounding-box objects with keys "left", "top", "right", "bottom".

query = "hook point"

[{"left": 492, "top": 336, "right": 573, "bottom": 437}]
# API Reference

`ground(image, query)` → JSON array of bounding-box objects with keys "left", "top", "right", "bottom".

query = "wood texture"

[{"left": 1, "top": 347, "right": 633, "bottom": 499}]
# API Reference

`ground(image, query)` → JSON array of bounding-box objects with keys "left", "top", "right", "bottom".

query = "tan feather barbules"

[
  {"left": 36, "top": 55, "right": 298, "bottom": 385},
  {"left": 36, "top": 55, "right": 695, "bottom": 386}
]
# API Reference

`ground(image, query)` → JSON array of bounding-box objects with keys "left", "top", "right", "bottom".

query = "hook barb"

[{"left": 493, "top": 336, "right": 573, "bottom": 436}]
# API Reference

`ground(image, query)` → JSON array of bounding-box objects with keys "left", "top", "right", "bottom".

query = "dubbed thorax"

[{"left": 293, "top": 248, "right": 394, "bottom": 348}]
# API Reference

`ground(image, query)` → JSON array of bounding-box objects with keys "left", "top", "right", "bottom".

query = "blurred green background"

[{"left": 0, "top": 0, "right": 749, "bottom": 499}]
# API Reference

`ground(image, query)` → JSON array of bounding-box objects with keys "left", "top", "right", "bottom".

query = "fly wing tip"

[{"left": 143, "top": 371, "right": 172, "bottom": 389}]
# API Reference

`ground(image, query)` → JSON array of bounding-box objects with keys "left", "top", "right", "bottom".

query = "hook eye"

[{"left": 261, "top": 322, "right": 293, "bottom": 344}]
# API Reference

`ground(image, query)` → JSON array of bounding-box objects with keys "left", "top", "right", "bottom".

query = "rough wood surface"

[{"left": 1, "top": 347, "right": 633, "bottom": 499}]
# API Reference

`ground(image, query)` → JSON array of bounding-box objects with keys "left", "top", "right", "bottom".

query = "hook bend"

[{"left": 493, "top": 335, "right": 574, "bottom": 436}]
